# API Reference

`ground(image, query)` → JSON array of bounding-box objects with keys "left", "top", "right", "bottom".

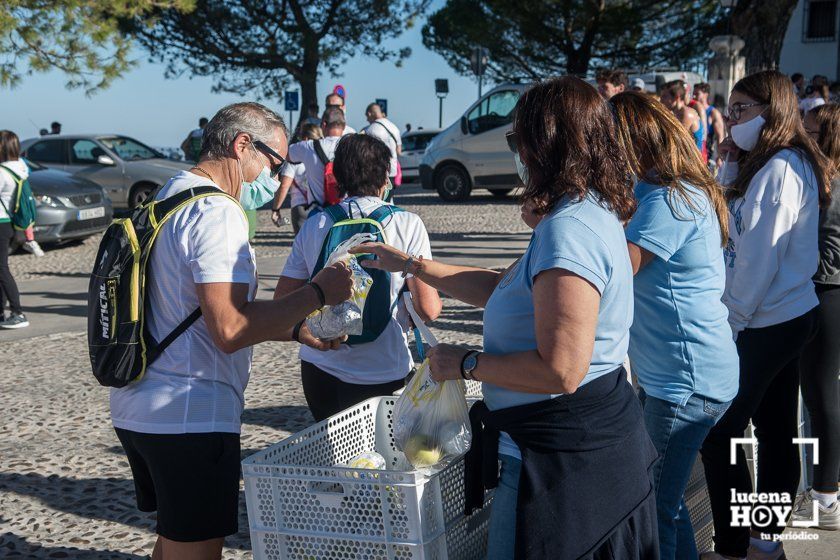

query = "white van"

[
  {"left": 420, "top": 72, "right": 704, "bottom": 201},
  {"left": 419, "top": 83, "right": 530, "bottom": 201}
]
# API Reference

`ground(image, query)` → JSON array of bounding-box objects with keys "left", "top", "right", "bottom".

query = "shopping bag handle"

[{"left": 403, "top": 292, "right": 438, "bottom": 347}]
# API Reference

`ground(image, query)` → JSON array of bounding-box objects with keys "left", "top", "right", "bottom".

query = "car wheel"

[
  {"left": 435, "top": 165, "right": 471, "bottom": 202},
  {"left": 129, "top": 183, "right": 155, "bottom": 208},
  {"left": 490, "top": 189, "right": 514, "bottom": 199}
]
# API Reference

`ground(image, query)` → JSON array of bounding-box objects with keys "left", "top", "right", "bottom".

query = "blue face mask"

[{"left": 240, "top": 166, "right": 280, "bottom": 210}]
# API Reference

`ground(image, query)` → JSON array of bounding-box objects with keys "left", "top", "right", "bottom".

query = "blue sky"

[{"left": 0, "top": 9, "right": 480, "bottom": 148}]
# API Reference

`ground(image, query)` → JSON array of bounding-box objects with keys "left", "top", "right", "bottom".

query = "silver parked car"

[
  {"left": 10, "top": 160, "right": 113, "bottom": 250},
  {"left": 20, "top": 135, "right": 192, "bottom": 208},
  {"left": 398, "top": 129, "right": 440, "bottom": 183}
]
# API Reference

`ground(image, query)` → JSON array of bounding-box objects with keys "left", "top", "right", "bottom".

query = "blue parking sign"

[
  {"left": 284, "top": 91, "right": 299, "bottom": 112},
  {"left": 375, "top": 98, "right": 388, "bottom": 115}
]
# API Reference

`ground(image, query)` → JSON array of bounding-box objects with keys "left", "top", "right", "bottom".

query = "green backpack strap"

[{"left": 150, "top": 185, "right": 232, "bottom": 225}]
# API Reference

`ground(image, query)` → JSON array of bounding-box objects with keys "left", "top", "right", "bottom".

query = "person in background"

[
  {"left": 661, "top": 80, "right": 704, "bottom": 157},
  {"left": 695, "top": 82, "right": 726, "bottom": 161},
  {"left": 800, "top": 84, "right": 829, "bottom": 115},
  {"left": 110, "top": 102, "right": 353, "bottom": 560},
  {"left": 0, "top": 130, "right": 30, "bottom": 329},
  {"left": 596, "top": 68, "right": 627, "bottom": 99},
  {"left": 38, "top": 128, "right": 48, "bottom": 137},
  {"left": 49, "top": 122, "right": 61, "bottom": 135},
  {"left": 791, "top": 73, "right": 805, "bottom": 97},
  {"left": 363, "top": 102, "right": 402, "bottom": 201},
  {"left": 791, "top": 103, "right": 840, "bottom": 530},
  {"left": 180, "top": 117, "right": 208, "bottom": 162},
  {"left": 325, "top": 92, "right": 356, "bottom": 134},
  {"left": 404, "top": 123, "right": 412, "bottom": 134},
  {"left": 272, "top": 107, "right": 345, "bottom": 234},
  {"left": 630, "top": 77, "right": 646, "bottom": 92},
  {"left": 700, "top": 70, "right": 831, "bottom": 560},
  {"left": 352, "top": 76, "right": 658, "bottom": 560},
  {"left": 830, "top": 82, "right": 840, "bottom": 103},
  {"left": 302, "top": 103, "right": 320, "bottom": 127},
  {"left": 610, "top": 92, "right": 739, "bottom": 560},
  {"left": 274, "top": 133, "right": 441, "bottom": 421}
]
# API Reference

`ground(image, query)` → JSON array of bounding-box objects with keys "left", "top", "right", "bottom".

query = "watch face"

[{"left": 464, "top": 355, "right": 478, "bottom": 372}]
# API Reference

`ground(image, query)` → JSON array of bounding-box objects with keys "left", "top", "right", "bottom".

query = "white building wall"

[{"left": 780, "top": 0, "right": 839, "bottom": 79}]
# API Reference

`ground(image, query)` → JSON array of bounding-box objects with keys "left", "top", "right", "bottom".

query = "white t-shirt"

[
  {"left": 110, "top": 171, "right": 258, "bottom": 434},
  {"left": 719, "top": 149, "right": 820, "bottom": 337},
  {"left": 363, "top": 118, "right": 402, "bottom": 176},
  {"left": 0, "top": 159, "right": 28, "bottom": 222},
  {"left": 281, "top": 136, "right": 343, "bottom": 207},
  {"left": 343, "top": 125, "right": 357, "bottom": 135},
  {"left": 800, "top": 97, "right": 826, "bottom": 114},
  {"left": 282, "top": 196, "right": 432, "bottom": 384}
]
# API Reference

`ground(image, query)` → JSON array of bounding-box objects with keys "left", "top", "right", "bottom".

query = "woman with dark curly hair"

[{"left": 353, "top": 76, "right": 659, "bottom": 559}]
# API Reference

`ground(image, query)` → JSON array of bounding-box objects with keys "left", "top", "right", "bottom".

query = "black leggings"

[
  {"left": 800, "top": 284, "right": 840, "bottom": 493},
  {"left": 700, "top": 309, "right": 817, "bottom": 557},
  {"left": 0, "top": 222, "right": 22, "bottom": 315},
  {"left": 300, "top": 360, "right": 406, "bottom": 422}
]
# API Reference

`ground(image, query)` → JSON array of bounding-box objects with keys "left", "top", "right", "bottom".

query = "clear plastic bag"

[
  {"left": 393, "top": 359, "right": 472, "bottom": 469},
  {"left": 305, "top": 233, "right": 375, "bottom": 340}
]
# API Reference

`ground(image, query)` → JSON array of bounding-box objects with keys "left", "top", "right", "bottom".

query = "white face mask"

[
  {"left": 730, "top": 114, "right": 766, "bottom": 152},
  {"left": 514, "top": 153, "right": 528, "bottom": 184}
]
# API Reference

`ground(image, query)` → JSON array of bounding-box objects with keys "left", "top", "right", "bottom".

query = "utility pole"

[
  {"left": 435, "top": 79, "right": 449, "bottom": 128},
  {"left": 470, "top": 47, "right": 489, "bottom": 99}
]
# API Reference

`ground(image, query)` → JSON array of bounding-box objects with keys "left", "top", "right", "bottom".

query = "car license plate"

[{"left": 77, "top": 207, "right": 105, "bottom": 221}]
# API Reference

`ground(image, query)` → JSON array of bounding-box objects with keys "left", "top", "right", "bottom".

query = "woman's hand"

[
  {"left": 298, "top": 322, "right": 346, "bottom": 351},
  {"left": 717, "top": 136, "right": 741, "bottom": 162},
  {"left": 428, "top": 344, "right": 469, "bottom": 382},
  {"left": 349, "top": 242, "right": 411, "bottom": 273}
]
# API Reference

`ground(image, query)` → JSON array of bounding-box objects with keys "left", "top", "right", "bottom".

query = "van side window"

[{"left": 467, "top": 90, "right": 520, "bottom": 135}]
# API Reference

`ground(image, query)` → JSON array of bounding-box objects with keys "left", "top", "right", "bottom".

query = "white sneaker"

[
  {"left": 791, "top": 489, "right": 840, "bottom": 530},
  {"left": 23, "top": 240, "right": 44, "bottom": 257}
]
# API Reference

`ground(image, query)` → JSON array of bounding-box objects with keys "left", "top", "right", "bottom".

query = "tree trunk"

[
  {"left": 565, "top": 50, "right": 591, "bottom": 77},
  {"left": 295, "top": 38, "right": 320, "bottom": 133},
  {"left": 731, "top": 0, "right": 799, "bottom": 74}
]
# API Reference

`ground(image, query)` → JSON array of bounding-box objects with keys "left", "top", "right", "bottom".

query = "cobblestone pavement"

[
  {"left": 8, "top": 187, "right": 528, "bottom": 281},
  {"left": 0, "top": 186, "right": 517, "bottom": 558}
]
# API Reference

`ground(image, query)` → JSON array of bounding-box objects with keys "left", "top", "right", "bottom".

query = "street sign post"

[
  {"left": 375, "top": 98, "right": 388, "bottom": 116},
  {"left": 470, "top": 47, "right": 490, "bottom": 98},
  {"left": 284, "top": 91, "right": 299, "bottom": 132},
  {"left": 333, "top": 84, "right": 346, "bottom": 100},
  {"left": 435, "top": 79, "right": 449, "bottom": 129}
]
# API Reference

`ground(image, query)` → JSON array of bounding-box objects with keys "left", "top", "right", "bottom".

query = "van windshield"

[{"left": 467, "top": 90, "right": 520, "bottom": 135}]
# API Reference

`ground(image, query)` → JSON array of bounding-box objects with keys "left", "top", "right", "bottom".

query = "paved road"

[{"left": 1, "top": 186, "right": 836, "bottom": 558}]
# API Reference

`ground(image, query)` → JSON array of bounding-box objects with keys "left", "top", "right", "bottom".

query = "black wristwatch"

[{"left": 461, "top": 351, "right": 481, "bottom": 380}]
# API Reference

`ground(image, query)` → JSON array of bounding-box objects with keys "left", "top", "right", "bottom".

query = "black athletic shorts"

[{"left": 115, "top": 428, "right": 241, "bottom": 542}]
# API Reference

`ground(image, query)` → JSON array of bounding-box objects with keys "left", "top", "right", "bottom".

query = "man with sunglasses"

[
  {"left": 110, "top": 102, "right": 354, "bottom": 560},
  {"left": 272, "top": 106, "right": 348, "bottom": 233},
  {"left": 325, "top": 92, "right": 357, "bottom": 134}
]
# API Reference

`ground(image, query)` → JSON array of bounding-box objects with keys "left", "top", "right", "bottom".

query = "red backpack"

[{"left": 313, "top": 140, "right": 342, "bottom": 206}]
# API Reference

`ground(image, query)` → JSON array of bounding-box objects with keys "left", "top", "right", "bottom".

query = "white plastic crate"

[{"left": 243, "top": 396, "right": 493, "bottom": 560}]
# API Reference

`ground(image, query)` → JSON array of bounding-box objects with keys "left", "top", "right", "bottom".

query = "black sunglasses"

[
  {"left": 253, "top": 140, "right": 290, "bottom": 177},
  {"left": 505, "top": 130, "right": 517, "bottom": 153}
]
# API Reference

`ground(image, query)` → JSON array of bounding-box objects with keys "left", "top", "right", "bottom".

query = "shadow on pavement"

[
  {"left": 0, "top": 532, "right": 147, "bottom": 559},
  {"left": 240, "top": 405, "right": 313, "bottom": 432}
]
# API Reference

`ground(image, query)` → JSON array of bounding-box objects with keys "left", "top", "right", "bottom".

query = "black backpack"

[{"left": 87, "top": 186, "right": 238, "bottom": 387}]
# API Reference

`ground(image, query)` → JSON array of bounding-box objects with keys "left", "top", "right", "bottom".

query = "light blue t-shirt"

[
  {"left": 625, "top": 181, "right": 739, "bottom": 405},
  {"left": 482, "top": 194, "right": 634, "bottom": 458}
]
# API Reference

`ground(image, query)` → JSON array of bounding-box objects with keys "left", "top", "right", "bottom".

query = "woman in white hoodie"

[
  {"left": 0, "top": 130, "right": 29, "bottom": 329},
  {"left": 700, "top": 71, "right": 832, "bottom": 560}
]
